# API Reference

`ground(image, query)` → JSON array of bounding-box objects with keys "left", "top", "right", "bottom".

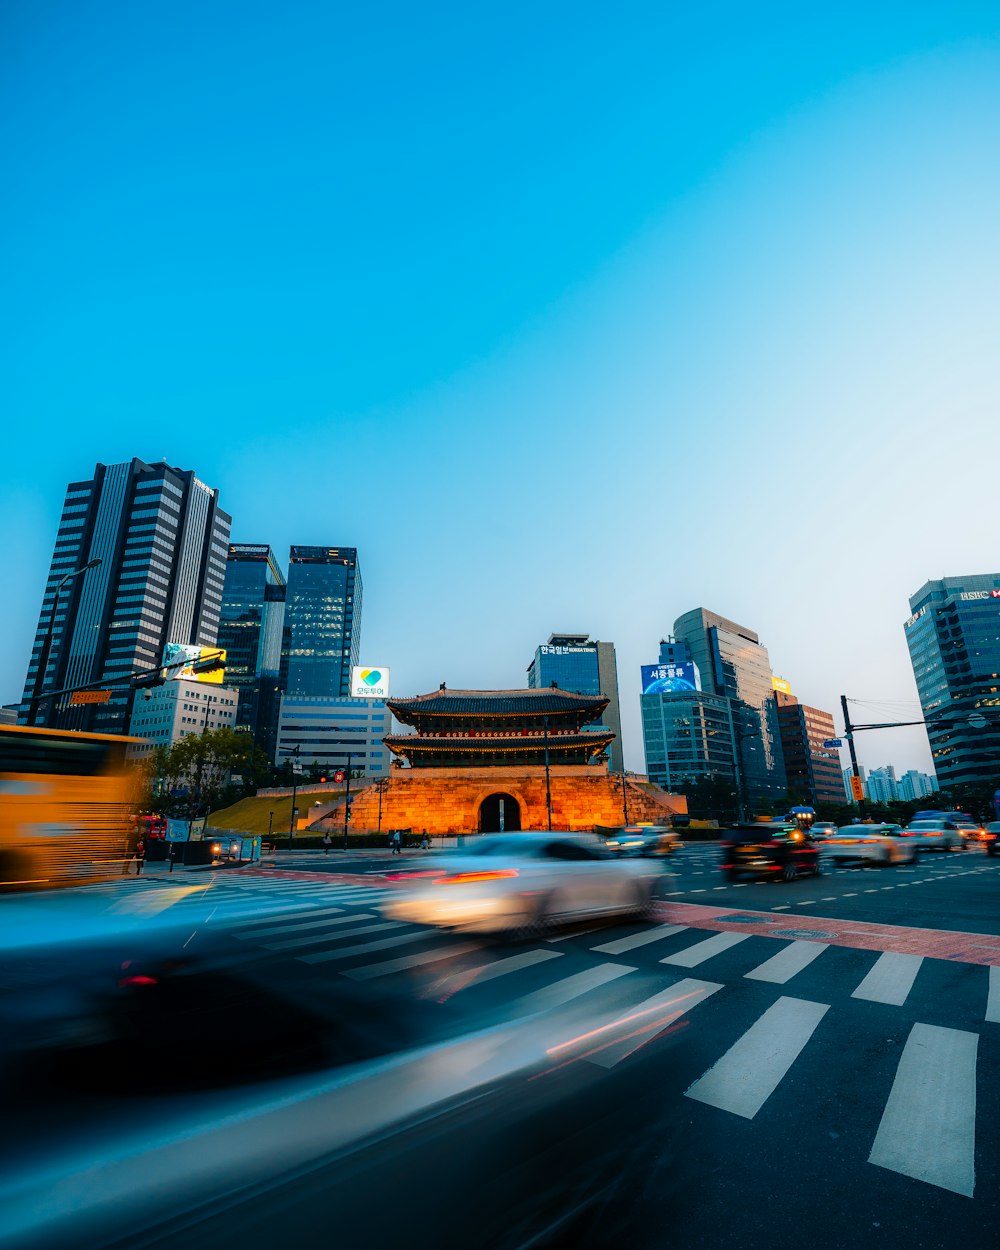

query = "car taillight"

[
  {"left": 719, "top": 841, "right": 733, "bottom": 849},
  {"left": 118, "top": 975, "right": 159, "bottom": 988},
  {"left": 440, "top": 869, "right": 520, "bottom": 885},
  {"left": 384, "top": 870, "right": 443, "bottom": 881},
  {"left": 763, "top": 840, "right": 781, "bottom": 848}
]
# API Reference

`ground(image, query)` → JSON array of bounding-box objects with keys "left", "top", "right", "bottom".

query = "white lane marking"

[
  {"left": 266, "top": 920, "right": 398, "bottom": 951},
  {"left": 744, "top": 940, "right": 828, "bottom": 984},
  {"left": 685, "top": 996, "right": 829, "bottom": 1119},
  {"left": 851, "top": 953, "right": 923, "bottom": 1006},
  {"left": 690, "top": 889, "right": 707, "bottom": 894},
  {"left": 661, "top": 931, "right": 750, "bottom": 968},
  {"left": 593, "top": 924, "right": 687, "bottom": 955},
  {"left": 771, "top": 905, "right": 790, "bottom": 911},
  {"left": 987, "top": 966, "right": 1000, "bottom": 1024},
  {"left": 843, "top": 893, "right": 858, "bottom": 897},
  {"left": 869, "top": 1023, "right": 977, "bottom": 1197},
  {"left": 298, "top": 928, "right": 432, "bottom": 964},
  {"left": 342, "top": 941, "right": 480, "bottom": 980},
  {"left": 821, "top": 897, "right": 837, "bottom": 901},
  {"left": 512, "top": 963, "right": 636, "bottom": 1014},
  {"left": 234, "top": 910, "right": 363, "bottom": 938},
  {"left": 579, "top": 979, "right": 723, "bottom": 1069}
]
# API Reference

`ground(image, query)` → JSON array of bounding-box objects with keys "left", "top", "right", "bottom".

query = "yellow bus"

[{"left": 0, "top": 724, "right": 143, "bottom": 891}]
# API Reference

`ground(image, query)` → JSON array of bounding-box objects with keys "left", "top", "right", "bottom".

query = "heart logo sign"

[{"left": 361, "top": 669, "right": 382, "bottom": 686}]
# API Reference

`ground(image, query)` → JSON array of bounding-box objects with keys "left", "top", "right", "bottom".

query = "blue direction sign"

[{"left": 823, "top": 738, "right": 843, "bottom": 749}]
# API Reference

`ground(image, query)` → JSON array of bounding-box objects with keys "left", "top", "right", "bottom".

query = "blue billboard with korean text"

[{"left": 641, "top": 662, "right": 701, "bottom": 694}]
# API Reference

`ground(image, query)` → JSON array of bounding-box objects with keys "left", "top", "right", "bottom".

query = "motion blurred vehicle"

[
  {"left": 824, "top": 824, "right": 917, "bottom": 866},
  {"left": 950, "top": 817, "right": 986, "bottom": 842},
  {"left": 719, "top": 823, "right": 820, "bottom": 881},
  {"left": 0, "top": 726, "right": 141, "bottom": 890},
  {"left": 902, "top": 818, "right": 965, "bottom": 852},
  {"left": 382, "top": 833, "right": 661, "bottom": 934},
  {"left": 809, "top": 821, "right": 838, "bottom": 841},
  {"left": 603, "top": 825, "right": 679, "bottom": 857},
  {"left": 983, "top": 822, "right": 1000, "bottom": 856}
]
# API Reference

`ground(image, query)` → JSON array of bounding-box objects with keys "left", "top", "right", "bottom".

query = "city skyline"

[{"left": 5, "top": 5, "right": 1000, "bottom": 776}]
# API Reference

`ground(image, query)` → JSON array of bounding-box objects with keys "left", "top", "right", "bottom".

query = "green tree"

[{"left": 148, "top": 728, "right": 270, "bottom": 816}]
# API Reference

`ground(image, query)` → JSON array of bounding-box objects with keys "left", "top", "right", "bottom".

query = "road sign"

[
  {"left": 70, "top": 689, "right": 112, "bottom": 705},
  {"left": 334, "top": 770, "right": 345, "bottom": 783},
  {"left": 292, "top": 762, "right": 304, "bottom": 775},
  {"left": 850, "top": 774, "right": 865, "bottom": 802},
  {"left": 823, "top": 738, "right": 843, "bottom": 749}
]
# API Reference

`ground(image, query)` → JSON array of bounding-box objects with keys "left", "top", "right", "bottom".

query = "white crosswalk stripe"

[
  {"left": 298, "top": 928, "right": 431, "bottom": 965},
  {"left": 661, "top": 931, "right": 750, "bottom": 968},
  {"left": 511, "top": 963, "right": 636, "bottom": 1014},
  {"left": 744, "top": 940, "right": 828, "bottom": 984},
  {"left": 851, "top": 952, "right": 923, "bottom": 1005},
  {"left": 228, "top": 905, "right": 349, "bottom": 931},
  {"left": 238, "top": 912, "right": 374, "bottom": 940},
  {"left": 264, "top": 920, "right": 397, "bottom": 951},
  {"left": 343, "top": 942, "right": 480, "bottom": 980},
  {"left": 869, "top": 1023, "right": 978, "bottom": 1196},
  {"left": 592, "top": 924, "right": 687, "bottom": 956},
  {"left": 576, "top": 979, "right": 722, "bottom": 1069},
  {"left": 428, "top": 948, "right": 563, "bottom": 994},
  {"left": 987, "top": 966, "right": 1000, "bottom": 1024},
  {"left": 685, "top": 996, "right": 829, "bottom": 1119}
]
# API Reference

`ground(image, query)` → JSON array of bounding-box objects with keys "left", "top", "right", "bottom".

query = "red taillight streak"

[
  {"left": 384, "top": 870, "right": 443, "bottom": 881},
  {"left": 440, "top": 869, "right": 520, "bottom": 885},
  {"left": 118, "top": 975, "right": 159, "bottom": 988}
]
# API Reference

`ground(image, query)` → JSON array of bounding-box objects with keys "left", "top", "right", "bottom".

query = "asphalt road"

[{"left": 2, "top": 841, "right": 998, "bottom": 1249}]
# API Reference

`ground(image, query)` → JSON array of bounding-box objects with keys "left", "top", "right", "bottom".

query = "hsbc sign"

[{"left": 958, "top": 590, "right": 1000, "bottom": 601}]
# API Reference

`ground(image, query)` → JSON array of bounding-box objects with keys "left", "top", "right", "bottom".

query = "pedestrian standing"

[
  {"left": 420, "top": 833, "right": 430, "bottom": 850},
  {"left": 135, "top": 838, "right": 145, "bottom": 875},
  {"left": 322, "top": 832, "right": 332, "bottom": 855},
  {"left": 392, "top": 830, "right": 401, "bottom": 855}
]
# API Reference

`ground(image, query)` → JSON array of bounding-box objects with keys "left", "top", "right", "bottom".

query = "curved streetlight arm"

[{"left": 26, "top": 558, "right": 102, "bottom": 726}]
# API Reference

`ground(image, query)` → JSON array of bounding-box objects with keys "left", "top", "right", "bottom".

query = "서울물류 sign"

[{"left": 351, "top": 666, "right": 390, "bottom": 698}]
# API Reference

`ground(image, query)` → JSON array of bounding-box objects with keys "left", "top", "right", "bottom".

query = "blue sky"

[{"left": 3, "top": 2, "right": 999, "bottom": 774}]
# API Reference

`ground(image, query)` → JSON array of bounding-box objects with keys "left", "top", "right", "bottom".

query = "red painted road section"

[{"left": 655, "top": 901, "right": 1000, "bottom": 966}]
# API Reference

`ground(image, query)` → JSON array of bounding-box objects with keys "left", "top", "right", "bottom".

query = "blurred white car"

[
  {"left": 902, "top": 819, "right": 965, "bottom": 852},
  {"left": 381, "top": 833, "right": 661, "bottom": 935},
  {"left": 824, "top": 825, "right": 917, "bottom": 866}
]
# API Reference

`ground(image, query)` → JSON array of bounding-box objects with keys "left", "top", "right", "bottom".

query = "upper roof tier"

[{"left": 387, "top": 686, "right": 609, "bottom": 724}]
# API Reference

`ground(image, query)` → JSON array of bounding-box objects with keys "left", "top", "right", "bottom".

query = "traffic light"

[
  {"left": 133, "top": 668, "right": 167, "bottom": 689},
  {"left": 191, "top": 651, "right": 225, "bottom": 676}
]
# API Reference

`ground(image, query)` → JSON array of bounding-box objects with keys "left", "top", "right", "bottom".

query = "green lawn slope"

[{"left": 209, "top": 790, "right": 345, "bottom": 835}]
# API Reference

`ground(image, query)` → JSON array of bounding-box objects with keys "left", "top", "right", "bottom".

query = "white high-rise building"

[{"left": 128, "top": 679, "right": 240, "bottom": 758}]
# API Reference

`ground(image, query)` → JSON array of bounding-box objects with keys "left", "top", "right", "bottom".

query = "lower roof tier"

[{"left": 384, "top": 731, "right": 615, "bottom": 768}]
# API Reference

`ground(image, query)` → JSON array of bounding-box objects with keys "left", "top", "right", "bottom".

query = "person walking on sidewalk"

[
  {"left": 134, "top": 838, "right": 145, "bottom": 875},
  {"left": 322, "top": 832, "right": 332, "bottom": 855},
  {"left": 391, "top": 830, "right": 401, "bottom": 855}
]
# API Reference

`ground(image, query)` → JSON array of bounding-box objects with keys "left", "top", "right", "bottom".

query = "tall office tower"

[
  {"left": 672, "top": 608, "right": 787, "bottom": 806},
  {"left": 640, "top": 639, "right": 737, "bottom": 790},
  {"left": 904, "top": 575, "right": 1000, "bottom": 791},
  {"left": 866, "top": 765, "right": 900, "bottom": 804},
  {"left": 526, "top": 633, "right": 624, "bottom": 772},
  {"left": 20, "top": 459, "right": 231, "bottom": 734},
  {"left": 280, "top": 547, "right": 362, "bottom": 699},
  {"left": 897, "top": 769, "right": 938, "bottom": 801},
  {"left": 773, "top": 690, "right": 846, "bottom": 806},
  {"left": 217, "top": 544, "right": 286, "bottom": 761}
]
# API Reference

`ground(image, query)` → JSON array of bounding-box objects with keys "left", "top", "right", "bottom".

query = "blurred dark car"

[
  {"left": 720, "top": 823, "right": 821, "bottom": 882},
  {"left": 984, "top": 822, "right": 1000, "bottom": 857}
]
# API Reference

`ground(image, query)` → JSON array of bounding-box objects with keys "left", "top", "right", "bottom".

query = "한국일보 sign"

[{"left": 351, "top": 666, "right": 390, "bottom": 698}]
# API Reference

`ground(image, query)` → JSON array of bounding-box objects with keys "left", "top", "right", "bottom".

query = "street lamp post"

[
  {"left": 375, "top": 776, "right": 389, "bottom": 836},
  {"left": 288, "top": 745, "right": 301, "bottom": 850},
  {"left": 26, "top": 558, "right": 101, "bottom": 726},
  {"left": 619, "top": 771, "right": 631, "bottom": 825},
  {"left": 342, "top": 752, "right": 356, "bottom": 851}
]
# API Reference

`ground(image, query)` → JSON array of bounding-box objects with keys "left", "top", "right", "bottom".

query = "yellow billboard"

[
  {"left": 772, "top": 676, "right": 792, "bottom": 695},
  {"left": 162, "top": 643, "right": 226, "bottom": 684}
]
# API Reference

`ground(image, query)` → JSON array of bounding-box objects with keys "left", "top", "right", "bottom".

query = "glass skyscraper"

[
  {"left": 526, "top": 633, "right": 623, "bottom": 772},
  {"left": 904, "top": 574, "right": 1000, "bottom": 791},
  {"left": 19, "top": 459, "right": 231, "bottom": 734},
  {"left": 217, "top": 544, "right": 286, "bottom": 761},
  {"left": 672, "top": 608, "right": 787, "bottom": 805},
  {"left": 280, "top": 546, "right": 362, "bottom": 699}
]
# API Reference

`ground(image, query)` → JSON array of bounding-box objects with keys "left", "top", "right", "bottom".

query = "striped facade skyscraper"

[{"left": 20, "top": 459, "right": 231, "bottom": 735}]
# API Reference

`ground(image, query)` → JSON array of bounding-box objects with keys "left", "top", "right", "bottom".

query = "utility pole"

[
  {"left": 620, "top": 772, "right": 630, "bottom": 825},
  {"left": 26, "top": 558, "right": 101, "bottom": 726},
  {"left": 841, "top": 695, "right": 868, "bottom": 820}
]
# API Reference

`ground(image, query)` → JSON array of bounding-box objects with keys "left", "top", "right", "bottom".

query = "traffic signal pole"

[{"left": 841, "top": 695, "right": 868, "bottom": 819}]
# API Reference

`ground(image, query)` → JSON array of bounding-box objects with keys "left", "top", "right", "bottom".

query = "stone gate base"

[{"left": 312, "top": 765, "right": 687, "bottom": 836}]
